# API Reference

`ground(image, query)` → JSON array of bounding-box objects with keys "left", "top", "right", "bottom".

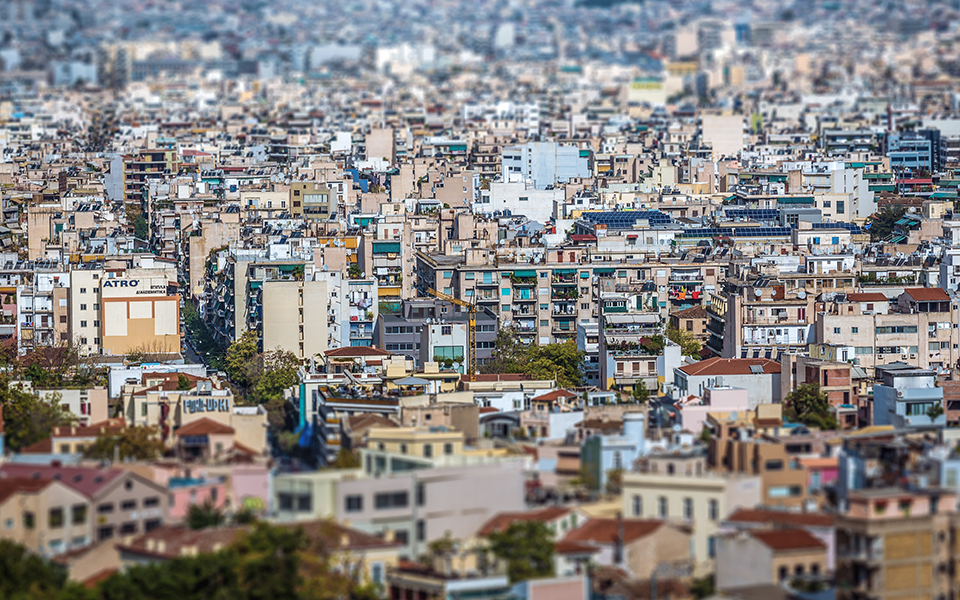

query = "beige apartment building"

[
  {"left": 621, "top": 464, "right": 762, "bottom": 575},
  {"left": 261, "top": 279, "right": 328, "bottom": 360},
  {"left": 814, "top": 288, "right": 959, "bottom": 372},
  {"left": 0, "top": 478, "right": 92, "bottom": 556}
]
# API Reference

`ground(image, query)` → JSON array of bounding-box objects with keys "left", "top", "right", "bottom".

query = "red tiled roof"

[
  {"left": 846, "top": 292, "right": 889, "bottom": 302},
  {"left": 82, "top": 568, "right": 119, "bottom": 588},
  {"left": 903, "top": 288, "right": 950, "bottom": 302},
  {"left": 563, "top": 518, "right": 663, "bottom": 545},
  {"left": 570, "top": 234, "right": 597, "bottom": 242},
  {"left": 477, "top": 507, "right": 573, "bottom": 537},
  {"left": 671, "top": 305, "right": 709, "bottom": 319},
  {"left": 0, "top": 477, "right": 53, "bottom": 505},
  {"left": 324, "top": 346, "right": 391, "bottom": 357},
  {"left": 20, "top": 438, "right": 53, "bottom": 454},
  {"left": 0, "top": 465, "right": 123, "bottom": 498},
  {"left": 531, "top": 389, "right": 578, "bottom": 403},
  {"left": 174, "top": 418, "right": 235, "bottom": 437},
  {"left": 726, "top": 508, "right": 834, "bottom": 528},
  {"left": 679, "top": 357, "right": 781, "bottom": 376},
  {"left": 751, "top": 529, "right": 826, "bottom": 551},
  {"left": 555, "top": 539, "right": 600, "bottom": 555},
  {"left": 478, "top": 407, "right": 500, "bottom": 414}
]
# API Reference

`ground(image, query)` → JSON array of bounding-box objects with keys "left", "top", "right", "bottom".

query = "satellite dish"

[
  {"left": 729, "top": 411, "right": 738, "bottom": 421},
  {"left": 754, "top": 288, "right": 763, "bottom": 297},
  {"left": 797, "top": 290, "right": 806, "bottom": 299},
  {"left": 672, "top": 424, "right": 682, "bottom": 432}
]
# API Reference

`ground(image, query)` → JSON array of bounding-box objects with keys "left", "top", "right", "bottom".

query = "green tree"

[
  {"left": 482, "top": 329, "right": 585, "bottom": 388},
  {"left": 129, "top": 206, "right": 150, "bottom": 241},
  {"left": 233, "top": 522, "right": 306, "bottom": 600},
  {"left": 251, "top": 348, "right": 301, "bottom": 429},
  {"left": 0, "top": 386, "right": 75, "bottom": 451},
  {"left": 783, "top": 384, "right": 838, "bottom": 430},
  {"left": 331, "top": 448, "right": 361, "bottom": 469},
  {"left": 927, "top": 402, "right": 945, "bottom": 422},
  {"left": 480, "top": 326, "right": 527, "bottom": 374},
  {"left": 223, "top": 331, "right": 261, "bottom": 392},
  {"left": 869, "top": 206, "right": 906, "bottom": 242},
  {"left": 177, "top": 374, "right": 193, "bottom": 391},
  {"left": 666, "top": 325, "right": 702, "bottom": 357},
  {"left": 187, "top": 500, "right": 226, "bottom": 530},
  {"left": 631, "top": 380, "right": 650, "bottom": 404},
  {"left": 487, "top": 521, "right": 556, "bottom": 583},
  {"left": 689, "top": 574, "right": 716, "bottom": 599},
  {"left": 0, "top": 538, "right": 71, "bottom": 600},
  {"left": 604, "top": 468, "right": 624, "bottom": 496},
  {"left": 83, "top": 425, "right": 165, "bottom": 461}
]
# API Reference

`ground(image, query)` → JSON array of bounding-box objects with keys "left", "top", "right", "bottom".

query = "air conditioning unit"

[
  {"left": 901, "top": 354, "right": 908, "bottom": 359},
  {"left": 910, "top": 353, "right": 917, "bottom": 359}
]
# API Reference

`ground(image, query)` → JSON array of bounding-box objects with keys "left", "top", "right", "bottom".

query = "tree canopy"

[
  {"left": 487, "top": 520, "right": 556, "bottom": 583},
  {"left": 0, "top": 384, "right": 76, "bottom": 451},
  {"left": 666, "top": 325, "right": 702, "bottom": 357},
  {"left": 783, "top": 383, "right": 838, "bottom": 430},
  {"left": 868, "top": 206, "right": 906, "bottom": 242},
  {"left": 222, "top": 332, "right": 301, "bottom": 429},
  {"left": 83, "top": 425, "right": 166, "bottom": 462},
  {"left": 481, "top": 327, "right": 585, "bottom": 388}
]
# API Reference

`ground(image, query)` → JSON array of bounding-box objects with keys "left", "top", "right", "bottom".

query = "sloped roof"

[
  {"left": 671, "top": 305, "right": 709, "bottom": 319},
  {"left": 0, "top": 477, "right": 52, "bottom": 505},
  {"left": 531, "top": 389, "right": 578, "bottom": 403},
  {"left": 751, "top": 529, "right": 826, "bottom": 551},
  {"left": 846, "top": 292, "right": 888, "bottom": 302},
  {"left": 679, "top": 357, "right": 781, "bottom": 376},
  {"left": 563, "top": 518, "right": 663, "bottom": 545},
  {"left": 174, "top": 418, "right": 235, "bottom": 437},
  {"left": 0, "top": 465, "right": 123, "bottom": 498},
  {"left": 477, "top": 507, "right": 573, "bottom": 537},
  {"left": 726, "top": 508, "right": 834, "bottom": 528},
  {"left": 903, "top": 288, "right": 950, "bottom": 302}
]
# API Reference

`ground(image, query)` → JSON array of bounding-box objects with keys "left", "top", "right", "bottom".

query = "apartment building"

[
  {"left": 621, "top": 465, "right": 762, "bottom": 575},
  {"left": 0, "top": 477, "right": 91, "bottom": 556},
  {"left": 872, "top": 364, "right": 945, "bottom": 429},
  {"left": 122, "top": 149, "right": 179, "bottom": 203},
  {"left": 0, "top": 464, "right": 170, "bottom": 543},
  {"left": 814, "top": 288, "right": 959, "bottom": 372}
]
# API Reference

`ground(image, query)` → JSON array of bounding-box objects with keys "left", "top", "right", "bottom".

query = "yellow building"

[{"left": 100, "top": 275, "right": 180, "bottom": 357}]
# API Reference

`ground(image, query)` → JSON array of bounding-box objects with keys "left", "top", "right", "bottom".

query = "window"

[
  {"left": 682, "top": 498, "right": 693, "bottom": 521},
  {"left": 97, "top": 503, "right": 114, "bottom": 514},
  {"left": 80, "top": 304, "right": 87, "bottom": 310},
  {"left": 778, "top": 566, "right": 788, "bottom": 582},
  {"left": 121, "top": 522, "right": 137, "bottom": 535},
  {"left": 72, "top": 505, "right": 86, "bottom": 525},
  {"left": 707, "top": 536, "right": 716, "bottom": 558},
  {"left": 764, "top": 460, "right": 784, "bottom": 471},
  {"left": 97, "top": 526, "right": 114, "bottom": 541},
  {"left": 145, "top": 519, "right": 162, "bottom": 532},
  {"left": 416, "top": 519, "right": 425, "bottom": 542},
  {"left": 80, "top": 321, "right": 87, "bottom": 328},
  {"left": 441, "top": 325, "right": 452, "bottom": 335},
  {"left": 833, "top": 327, "right": 840, "bottom": 334},
  {"left": 399, "top": 444, "right": 408, "bottom": 455},
  {"left": 394, "top": 530, "right": 409, "bottom": 545},
  {"left": 852, "top": 327, "right": 858, "bottom": 334},
  {"left": 79, "top": 288, "right": 86, "bottom": 294},
  {"left": 49, "top": 508, "right": 64, "bottom": 529},
  {"left": 416, "top": 483, "right": 425, "bottom": 506},
  {"left": 708, "top": 499, "right": 718, "bottom": 521},
  {"left": 374, "top": 491, "right": 409, "bottom": 510},
  {"left": 632, "top": 495, "right": 642, "bottom": 517},
  {"left": 23, "top": 512, "right": 35, "bottom": 529},
  {"left": 371, "top": 562, "right": 384, "bottom": 585},
  {"left": 4, "top": 518, "right": 12, "bottom": 529},
  {"left": 876, "top": 326, "right": 918, "bottom": 334},
  {"left": 143, "top": 497, "right": 160, "bottom": 508},
  {"left": 345, "top": 495, "right": 363, "bottom": 512},
  {"left": 658, "top": 497, "right": 668, "bottom": 518},
  {"left": 443, "top": 443, "right": 453, "bottom": 455},
  {"left": 121, "top": 500, "right": 136, "bottom": 511}
]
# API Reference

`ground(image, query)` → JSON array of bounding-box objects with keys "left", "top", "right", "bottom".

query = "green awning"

[
  {"left": 372, "top": 242, "right": 401, "bottom": 254},
  {"left": 869, "top": 185, "right": 896, "bottom": 192},
  {"left": 553, "top": 269, "right": 577, "bottom": 274},
  {"left": 513, "top": 270, "right": 537, "bottom": 277},
  {"left": 594, "top": 268, "right": 616, "bottom": 275},
  {"left": 777, "top": 196, "right": 815, "bottom": 204},
  {"left": 580, "top": 272, "right": 590, "bottom": 278}
]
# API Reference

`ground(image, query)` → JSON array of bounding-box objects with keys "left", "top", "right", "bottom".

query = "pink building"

[
  {"left": 167, "top": 477, "right": 228, "bottom": 520},
  {"left": 676, "top": 385, "right": 751, "bottom": 434}
]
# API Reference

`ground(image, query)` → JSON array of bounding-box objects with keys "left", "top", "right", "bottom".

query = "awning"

[
  {"left": 394, "top": 376, "right": 429, "bottom": 386},
  {"left": 513, "top": 269, "right": 537, "bottom": 277}
]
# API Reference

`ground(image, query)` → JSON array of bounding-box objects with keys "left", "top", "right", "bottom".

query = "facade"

[
  {"left": 871, "top": 365, "right": 945, "bottom": 429},
  {"left": 501, "top": 142, "right": 590, "bottom": 190},
  {"left": 716, "top": 529, "right": 828, "bottom": 590}
]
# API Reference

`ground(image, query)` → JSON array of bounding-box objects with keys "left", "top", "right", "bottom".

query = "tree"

[
  {"left": 927, "top": 402, "right": 945, "bottom": 422},
  {"left": 783, "top": 384, "right": 838, "bottom": 430},
  {"left": 868, "top": 206, "right": 906, "bottom": 242},
  {"left": 482, "top": 329, "right": 585, "bottom": 388},
  {"left": 689, "top": 574, "right": 716, "bottom": 599},
  {"left": 187, "top": 500, "right": 226, "bottom": 530},
  {"left": 604, "top": 468, "right": 623, "bottom": 496},
  {"left": 0, "top": 386, "right": 75, "bottom": 451},
  {"left": 666, "top": 325, "right": 702, "bottom": 357},
  {"left": 83, "top": 425, "right": 165, "bottom": 461},
  {"left": 0, "top": 539, "right": 71, "bottom": 600},
  {"left": 487, "top": 521, "right": 555, "bottom": 583},
  {"left": 331, "top": 449, "right": 361, "bottom": 469},
  {"left": 631, "top": 380, "right": 650, "bottom": 404},
  {"left": 233, "top": 523, "right": 306, "bottom": 600},
  {"left": 129, "top": 206, "right": 149, "bottom": 240},
  {"left": 223, "top": 331, "right": 261, "bottom": 392},
  {"left": 177, "top": 374, "right": 193, "bottom": 391}
]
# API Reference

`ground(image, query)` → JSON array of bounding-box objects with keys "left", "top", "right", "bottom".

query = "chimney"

[
  {"left": 614, "top": 511, "right": 625, "bottom": 566},
  {"left": 383, "top": 529, "right": 395, "bottom": 543}
]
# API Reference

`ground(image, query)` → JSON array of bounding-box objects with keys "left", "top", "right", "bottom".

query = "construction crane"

[{"left": 425, "top": 287, "right": 478, "bottom": 382}]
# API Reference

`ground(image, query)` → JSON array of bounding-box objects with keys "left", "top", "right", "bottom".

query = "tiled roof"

[
  {"left": 0, "top": 477, "right": 52, "bottom": 504},
  {"left": 562, "top": 518, "right": 663, "bottom": 544},
  {"left": 726, "top": 508, "right": 834, "bottom": 528},
  {"left": 903, "top": 288, "right": 950, "bottom": 302},
  {"left": 174, "top": 418, "right": 235, "bottom": 437},
  {"left": 671, "top": 305, "right": 709, "bottom": 319},
  {"left": 679, "top": 357, "right": 781, "bottom": 376},
  {"left": 477, "top": 507, "right": 573, "bottom": 537},
  {"left": 751, "top": 529, "right": 826, "bottom": 551},
  {"left": 531, "top": 389, "right": 578, "bottom": 403},
  {"left": 0, "top": 465, "right": 123, "bottom": 498},
  {"left": 555, "top": 539, "right": 600, "bottom": 555},
  {"left": 846, "top": 292, "right": 888, "bottom": 302}
]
